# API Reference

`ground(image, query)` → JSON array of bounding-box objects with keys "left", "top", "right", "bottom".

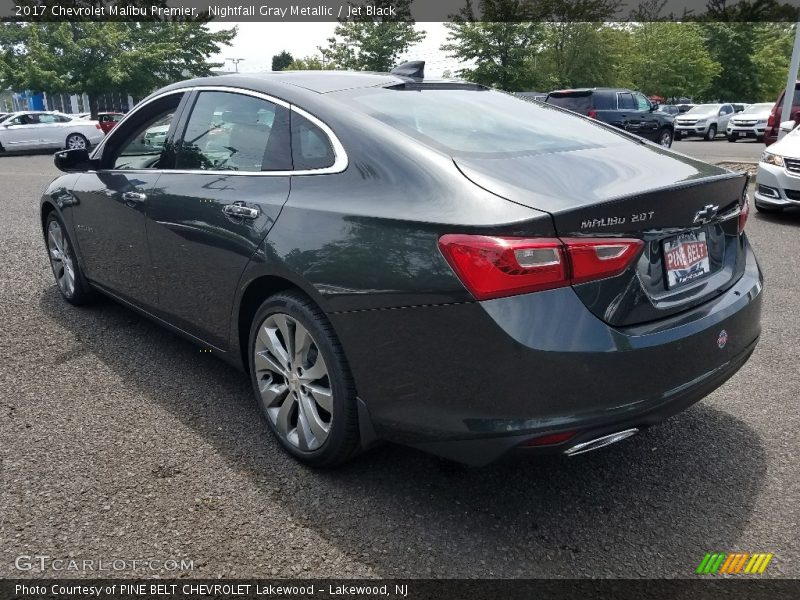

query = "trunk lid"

[{"left": 454, "top": 142, "right": 748, "bottom": 326}]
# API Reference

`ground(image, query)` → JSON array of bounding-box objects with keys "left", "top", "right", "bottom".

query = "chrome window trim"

[{"left": 92, "top": 85, "right": 348, "bottom": 176}]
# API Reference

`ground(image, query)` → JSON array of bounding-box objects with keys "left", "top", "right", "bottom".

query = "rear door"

[
  {"left": 37, "top": 113, "right": 72, "bottom": 147},
  {"left": 143, "top": 89, "right": 293, "bottom": 348}
]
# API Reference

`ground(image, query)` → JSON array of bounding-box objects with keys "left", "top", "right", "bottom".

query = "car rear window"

[
  {"left": 344, "top": 88, "right": 626, "bottom": 157},
  {"left": 544, "top": 93, "right": 592, "bottom": 114}
]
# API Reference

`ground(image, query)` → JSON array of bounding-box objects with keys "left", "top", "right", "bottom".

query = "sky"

[{"left": 206, "top": 22, "right": 462, "bottom": 77}]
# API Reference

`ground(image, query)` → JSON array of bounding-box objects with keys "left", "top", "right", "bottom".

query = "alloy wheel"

[
  {"left": 67, "top": 134, "right": 87, "bottom": 150},
  {"left": 47, "top": 220, "right": 76, "bottom": 297},
  {"left": 253, "top": 313, "right": 333, "bottom": 451},
  {"left": 658, "top": 130, "right": 672, "bottom": 147}
]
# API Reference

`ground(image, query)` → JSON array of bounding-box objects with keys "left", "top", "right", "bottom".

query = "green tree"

[
  {"left": 752, "top": 24, "right": 795, "bottom": 101},
  {"left": 319, "top": 0, "right": 425, "bottom": 71},
  {"left": 535, "top": 23, "right": 631, "bottom": 89},
  {"left": 628, "top": 22, "right": 718, "bottom": 101},
  {"left": 271, "top": 50, "right": 294, "bottom": 71},
  {"left": 699, "top": 23, "right": 759, "bottom": 101},
  {"left": 0, "top": 21, "right": 235, "bottom": 115},
  {"left": 286, "top": 56, "right": 334, "bottom": 70}
]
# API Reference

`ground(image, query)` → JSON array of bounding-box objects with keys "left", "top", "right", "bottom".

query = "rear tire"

[
  {"left": 45, "top": 212, "right": 94, "bottom": 305},
  {"left": 705, "top": 125, "right": 717, "bottom": 141},
  {"left": 656, "top": 128, "right": 673, "bottom": 148},
  {"left": 248, "top": 291, "right": 361, "bottom": 467}
]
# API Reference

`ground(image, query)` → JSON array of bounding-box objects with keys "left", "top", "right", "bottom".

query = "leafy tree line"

[{"left": 0, "top": 20, "right": 235, "bottom": 116}]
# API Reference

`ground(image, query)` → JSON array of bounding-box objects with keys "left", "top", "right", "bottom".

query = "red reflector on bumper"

[{"left": 522, "top": 431, "right": 578, "bottom": 447}]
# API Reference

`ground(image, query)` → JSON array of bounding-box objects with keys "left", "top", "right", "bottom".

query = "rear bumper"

[{"left": 332, "top": 239, "right": 762, "bottom": 465}]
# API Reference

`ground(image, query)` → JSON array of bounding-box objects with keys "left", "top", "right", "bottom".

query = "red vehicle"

[
  {"left": 765, "top": 82, "right": 800, "bottom": 146},
  {"left": 97, "top": 112, "right": 124, "bottom": 134}
]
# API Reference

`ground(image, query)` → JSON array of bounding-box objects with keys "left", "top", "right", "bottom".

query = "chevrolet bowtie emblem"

[{"left": 693, "top": 204, "right": 719, "bottom": 224}]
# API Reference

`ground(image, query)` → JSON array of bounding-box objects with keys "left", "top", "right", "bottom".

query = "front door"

[
  {"left": 1, "top": 113, "right": 43, "bottom": 150},
  {"left": 144, "top": 90, "right": 293, "bottom": 348},
  {"left": 69, "top": 94, "right": 186, "bottom": 308}
]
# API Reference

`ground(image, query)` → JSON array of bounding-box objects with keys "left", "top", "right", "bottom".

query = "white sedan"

[
  {"left": 755, "top": 120, "right": 800, "bottom": 213},
  {"left": 0, "top": 111, "right": 105, "bottom": 153}
]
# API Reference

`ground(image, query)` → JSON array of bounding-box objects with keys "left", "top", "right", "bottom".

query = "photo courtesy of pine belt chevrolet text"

[{"left": 39, "top": 63, "right": 763, "bottom": 467}]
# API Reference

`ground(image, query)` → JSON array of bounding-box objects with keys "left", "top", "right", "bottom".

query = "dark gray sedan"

[{"left": 40, "top": 66, "right": 762, "bottom": 466}]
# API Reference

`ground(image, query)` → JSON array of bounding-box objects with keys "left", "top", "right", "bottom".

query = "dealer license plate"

[{"left": 663, "top": 231, "right": 711, "bottom": 288}]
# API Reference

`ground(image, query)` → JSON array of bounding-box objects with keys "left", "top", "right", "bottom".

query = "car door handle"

[
  {"left": 122, "top": 191, "right": 147, "bottom": 203},
  {"left": 223, "top": 203, "right": 259, "bottom": 219}
]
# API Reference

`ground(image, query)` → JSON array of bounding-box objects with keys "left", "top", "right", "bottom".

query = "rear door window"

[{"left": 617, "top": 93, "right": 636, "bottom": 110}]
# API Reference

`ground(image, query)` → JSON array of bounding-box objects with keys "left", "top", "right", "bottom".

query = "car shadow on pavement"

[
  {"left": 38, "top": 288, "right": 768, "bottom": 578},
  {"left": 754, "top": 207, "right": 800, "bottom": 225}
]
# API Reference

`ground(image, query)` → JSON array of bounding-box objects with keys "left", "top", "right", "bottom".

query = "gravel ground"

[{"left": 1, "top": 154, "right": 798, "bottom": 579}]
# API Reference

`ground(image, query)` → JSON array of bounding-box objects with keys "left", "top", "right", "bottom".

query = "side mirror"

[
  {"left": 779, "top": 120, "right": 797, "bottom": 134},
  {"left": 650, "top": 102, "right": 659, "bottom": 111},
  {"left": 54, "top": 148, "right": 97, "bottom": 173}
]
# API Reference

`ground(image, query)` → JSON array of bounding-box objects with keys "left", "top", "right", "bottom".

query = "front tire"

[
  {"left": 705, "top": 125, "right": 717, "bottom": 141},
  {"left": 727, "top": 134, "right": 737, "bottom": 142},
  {"left": 674, "top": 131, "right": 683, "bottom": 141},
  {"left": 45, "top": 212, "right": 94, "bottom": 305},
  {"left": 65, "top": 133, "right": 89, "bottom": 150},
  {"left": 248, "top": 291, "right": 360, "bottom": 467}
]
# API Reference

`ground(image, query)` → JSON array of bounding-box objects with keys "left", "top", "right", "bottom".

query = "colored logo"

[
  {"left": 717, "top": 329, "right": 728, "bottom": 348},
  {"left": 696, "top": 552, "right": 774, "bottom": 574}
]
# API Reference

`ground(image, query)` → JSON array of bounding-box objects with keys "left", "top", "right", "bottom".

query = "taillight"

[
  {"left": 739, "top": 196, "right": 749, "bottom": 233},
  {"left": 95, "top": 123, "right": 102, "bottom": 130},
  {"left": 588, "top": 109, "right": 597, "bottom": 119},
  {"left": 438, "top": 235, "right": 643, "bottom": 300}
]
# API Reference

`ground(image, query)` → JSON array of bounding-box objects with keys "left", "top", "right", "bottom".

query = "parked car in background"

[
  {"left": 657, "top": 105, "right": 680, "bottom": 116},
  {"left": 674, "top": 104, "right": 734, "bottom": 141},
  {"left": 764, "top": 82, "right": 800, "bottom": 146},
  {"left": 545, "top": 88, "right": 675, "bottom": 147},
  {"left": 97, "top": 111, "right": 124, "bottom": 134},
  {"left": 731, "top": 103, "right": 748, "bottom": 113},
  {"left": 726, "top": 103, "right": 773, "bottom": 142},
  {"left": 755, "top": 119, "right": 800, "bottom": 212},
  {"left": 676, "top": 103, "right": 697, "bottom": 113},
  {"left": 40, "top": 69, "right": 761, "bottom": 467},
  {"left": 0, "top": 111, "right": 104, "bottom": 152}
]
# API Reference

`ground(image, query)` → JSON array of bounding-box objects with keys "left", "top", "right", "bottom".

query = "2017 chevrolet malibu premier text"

[{"left": 40, "top": 68, "right": 763, "bottom": 467}]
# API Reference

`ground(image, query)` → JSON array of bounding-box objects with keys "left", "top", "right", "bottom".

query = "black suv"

[{"left": 545, "top": 88, "right": 675, "bottom": 147}]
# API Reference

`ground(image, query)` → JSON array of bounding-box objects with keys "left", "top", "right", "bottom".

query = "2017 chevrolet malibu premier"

[{"left": 40, "top": 67, "right": 762, "bottom": 467}]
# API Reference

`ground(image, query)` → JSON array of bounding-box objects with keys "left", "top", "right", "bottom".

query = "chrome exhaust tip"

[{"left": 564, "top": 428, "right": 639, "bottom": 456}]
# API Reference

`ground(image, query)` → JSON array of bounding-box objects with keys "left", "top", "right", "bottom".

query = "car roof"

[{"left": 170, "top": 71, "right": 413, "bottom": 95}]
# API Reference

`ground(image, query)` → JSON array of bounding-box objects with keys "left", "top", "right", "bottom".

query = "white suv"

[{"left": 674, "top": 104, "right": 735, "bottom": 141}]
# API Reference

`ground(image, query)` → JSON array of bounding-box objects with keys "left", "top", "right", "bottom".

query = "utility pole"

[
  {"left": 778, "top": 24, "right": 800, "bottom": 140},
  {"left": 226, "top": 58, "right": 246, "bottom": 73}
]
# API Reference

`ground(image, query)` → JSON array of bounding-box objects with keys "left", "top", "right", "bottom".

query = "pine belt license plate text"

[{"left": 664, "top": 232, "right": 710, "bottom": 288}]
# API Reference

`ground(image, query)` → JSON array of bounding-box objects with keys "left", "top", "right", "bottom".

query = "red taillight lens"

[
  {"left": 438, "top": 235, "right": 567, "bottom": 300},
  {"left": 739, "top": 196, "right": 749, "bottom": 233},
  {"left": 439, "top": 235, "right": 643, "bottom": 300},
  {"left": 560, "top": 238, "right": 645, "bottom": 285},
  {"left": 588, "top": 109, "right": 597, "bottom": 119}
]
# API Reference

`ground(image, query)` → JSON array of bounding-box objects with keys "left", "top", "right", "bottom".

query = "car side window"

[
  {"left": 10, "top": 114, "right": 38, "bottom": 126},
  {"left": 634, "top": 93, "right": 650, "bottom": 111},
  {"left": 617, "top": 93, "right": 635, "bottom": 110},
  {"left": 291, "top": 113, "right": 335, "bottom": 170},
  {"left": 175, "top": 91, "right": 292, "bottom": 172},
  {"left": 39, "top": 114, "right": 68, "bottom": 124},
  {"left": 110, "top": 110, "right": 176, "bottom": 170}
]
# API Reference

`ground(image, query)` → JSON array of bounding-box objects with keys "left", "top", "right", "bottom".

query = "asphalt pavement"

[
  {"left": 1, "top": 151, "right": 798, "bottom": 579},
  {"left": 673, "top": 136, "right": 763, "bottom": 164}
]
